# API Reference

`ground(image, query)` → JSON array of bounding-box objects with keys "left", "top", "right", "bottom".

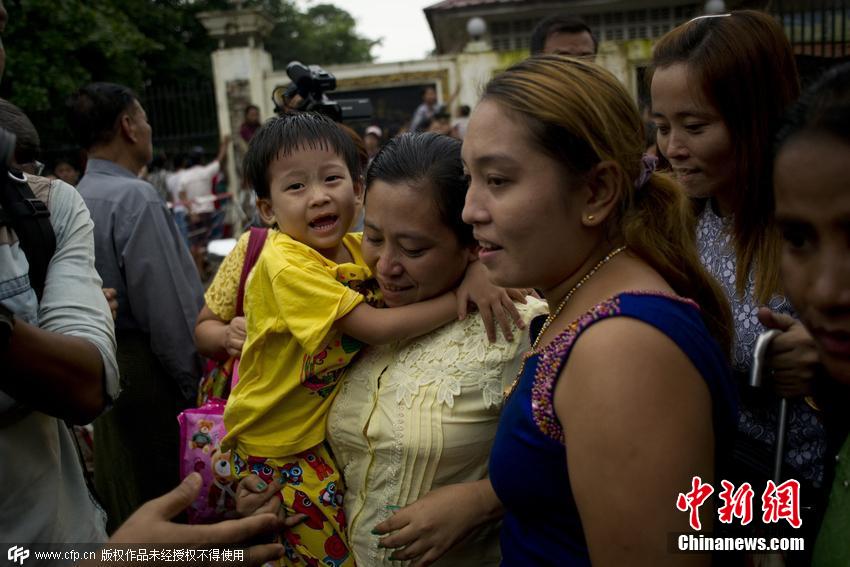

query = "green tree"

[
  {"left": 2, "top": 0, "right": 160, "bottom": 112},
  {"left": 1, "top": 0, "right": 224, "bottom": 150},
  {"left": 265, "top": 3, "right": 379, "bottom": 68},
  {"left": 0, "top": 0, "right": 376, "bottom": 153}
]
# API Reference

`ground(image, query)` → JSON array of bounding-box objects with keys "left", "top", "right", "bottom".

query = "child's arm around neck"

[{"left": 334, "top": 291, "right": 457, "bottom": 345}]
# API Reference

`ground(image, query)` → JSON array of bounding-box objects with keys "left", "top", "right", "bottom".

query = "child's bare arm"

[{"left": 335, "top": 291, "right": 457, "bottom": 345}]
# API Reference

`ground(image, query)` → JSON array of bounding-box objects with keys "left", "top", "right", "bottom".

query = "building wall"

[
  {"left": 205, "top": 3, "right": 690, "bottom": 196},
  {"left": 427, "top": 0, "right": 701, "bottom": 55}
]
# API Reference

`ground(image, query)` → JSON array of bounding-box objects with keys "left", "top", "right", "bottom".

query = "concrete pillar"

[
  {"left": 455, "top": 49, "right": 500, "bottom": 108},
  {"left": 197, "top": 6, "right": 274, "bottom": 212},
  {"left": 453, "top": 20, "right": 500, "bottom": 110}
]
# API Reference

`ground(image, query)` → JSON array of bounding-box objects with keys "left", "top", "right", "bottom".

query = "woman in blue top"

[{"left": 376, "top": 56, "right": 737, "bottom": 566}]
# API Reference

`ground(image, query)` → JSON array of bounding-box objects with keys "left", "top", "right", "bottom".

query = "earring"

[{"left": 586, "top": 214, "right": 595, "bottom": 222}]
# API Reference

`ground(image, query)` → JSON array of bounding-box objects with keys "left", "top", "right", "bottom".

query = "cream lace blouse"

[{"left": 327, "top": 299, "right": 547, "bottom": 566}]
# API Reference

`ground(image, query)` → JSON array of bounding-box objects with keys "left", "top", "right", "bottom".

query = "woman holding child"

[
  {"left": 242, "top": 58, "right": 738, "bottom": 565},
  {"left": 326, "top": 133, "right": 544, "bottom": 565},
  {"left": 204, "top": 112, "right": 537, "bottom": 566}
]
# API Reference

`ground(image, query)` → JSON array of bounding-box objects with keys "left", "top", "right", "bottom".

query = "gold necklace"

[{"left": 503, "top": 245, "right": 627, "bottom": 400}]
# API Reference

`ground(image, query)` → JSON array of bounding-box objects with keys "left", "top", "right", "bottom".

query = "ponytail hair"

[
  {"left": 365, "top": 132, "right": 473, "bottom": 248},
  {"left": 483, "top": 55, "right": 732, "bottom": 355},
  {"left": 624, "top": 171, "right": 733, "bottom": 355}
]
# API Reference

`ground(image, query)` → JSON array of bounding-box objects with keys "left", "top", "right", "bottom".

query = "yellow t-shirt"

[
  {"left": 223, "top": 230, "right": 376, "bottom": 458},
  {"left": 204, "top": 231, "right": 251, "bottom": 321}
]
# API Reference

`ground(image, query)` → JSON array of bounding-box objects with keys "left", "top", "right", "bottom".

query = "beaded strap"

[
  {"left": 527, "top": 291, "right": 701, "bottom": 444},
  {"left": 531, "top": 297, "right": 623, "bottom": 444},
  {"left": 624, "top": 289, "right": 700, "bottom": 310}
]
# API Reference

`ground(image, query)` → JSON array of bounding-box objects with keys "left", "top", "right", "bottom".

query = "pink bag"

[
  {"left": 178, "top": 227, "right": 267, "bottom": 523},
  {"left": 177, "top": 402, "right": 238, "bottom": 522}
]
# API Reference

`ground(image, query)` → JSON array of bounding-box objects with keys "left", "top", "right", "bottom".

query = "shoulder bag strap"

[
  {"left": 0, "top": 172, "right": 56, "bottom": 301},
  {"left": 235, "top": 227, "right": 268, "bottom": 317}
]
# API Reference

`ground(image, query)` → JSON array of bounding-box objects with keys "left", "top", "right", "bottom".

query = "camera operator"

[{"left": 274, "top": 61, "right": 371, "bottom": 123}]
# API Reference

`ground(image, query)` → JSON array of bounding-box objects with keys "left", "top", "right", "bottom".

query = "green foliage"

[
  {"left": 1, "top": 0, "right": 223, "bottom": 149},
  {"left": 0, "top": 0, "right": 376, "bottom": 152},
  {"left": 265, "top": 3, "right": 380, "bottom": 68},
  {"left": 232, "top": 0, "right": 379, "bottom": 66},
  {"left": 2, "top": 0, "right": 160, "bottom": 112}
]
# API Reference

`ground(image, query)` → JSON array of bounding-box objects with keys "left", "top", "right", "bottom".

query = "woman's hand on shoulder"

[
  {"left": 757, "top": 308, "right": 820, "bottom": 398},
  {"left": 373, "top": 480, "right": 503, "bottom": 567},
  {"left": 456, "top": 259, "right": 530, "bottom": 342}
]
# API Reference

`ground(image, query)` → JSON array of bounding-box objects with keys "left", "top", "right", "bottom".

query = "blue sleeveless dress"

[{"left": 489, "top": 292, "right": 737, "bottom": 566}]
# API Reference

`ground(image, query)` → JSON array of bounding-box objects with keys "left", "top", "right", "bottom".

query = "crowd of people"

[{"left": 2, "top": 1, "right": 850, "bottom": 566}]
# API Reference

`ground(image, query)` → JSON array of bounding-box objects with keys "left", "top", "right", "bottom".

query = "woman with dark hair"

[
  {"left": 773, "top": 61, "right": 850, "bottom": 566},
  {"left": 325, "top": 132, "right": 544, "bottom": 566},
  {"left": 51, "top": 157, "right": 80, "bottom": 187},
  {"left": 650, "top": 10, "right": 826, "bottom": 526}
]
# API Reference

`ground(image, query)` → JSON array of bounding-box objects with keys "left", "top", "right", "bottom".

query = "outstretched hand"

[
  {"left": 107, "top": 473, "right": 284, "bottom": 567},
  {"left": 235, "top": 474, "right": 308, "bottom": 526}
]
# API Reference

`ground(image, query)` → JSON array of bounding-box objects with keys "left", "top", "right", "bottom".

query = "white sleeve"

[{"left": 38, "top": 180, "right": 120, "bottom": 401}]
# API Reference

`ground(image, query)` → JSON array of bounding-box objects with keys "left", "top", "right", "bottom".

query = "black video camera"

[{"left": 272, "top": 61, "right": 372, "bottom": 123}]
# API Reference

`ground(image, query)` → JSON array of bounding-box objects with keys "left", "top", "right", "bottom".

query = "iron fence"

[
  {"left": 141, "top": 80, "right": 220, "bottom": 159},
  {"left": 772, "top": 0, "right": 849, "bottom": 57}
]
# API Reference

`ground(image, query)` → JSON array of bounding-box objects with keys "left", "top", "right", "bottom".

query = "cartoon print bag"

[
  {"left": 177, "top": 402, "right": 237, "bottom": 523},
  {"left": 178, "top": 227, "right": 267, "bottom": 523}
]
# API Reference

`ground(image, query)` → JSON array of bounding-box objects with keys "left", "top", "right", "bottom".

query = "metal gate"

[
  {"left": 141, "top": 80, "right": 220, "bottom": 158},
  {"left": 771, "top": 0, "right": 850, "bottom": 84}
]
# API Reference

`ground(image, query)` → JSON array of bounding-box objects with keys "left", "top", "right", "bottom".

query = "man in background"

[
  {"left": 364, "top": 125, "right": 382, "bottom": 165},
  {"left": 68, "top": 82, "right": 204, "bottom": 531},
  {"left": 530, "top": 15, "right": 597, "bottom": 57},
  {"left": 410, "top": 85, "right": 438, "bottom": 132},
  {"left": 178, "top": 137, "right": 230, "bottom": 274},
  {"left": 239, "top": 104, "right": 261, "bottom": 144}
]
